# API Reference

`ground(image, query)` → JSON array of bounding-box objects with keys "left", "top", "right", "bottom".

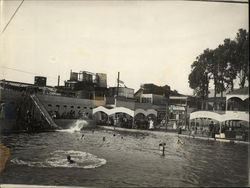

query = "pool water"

[{"left": 0, "top": 126, "right": 249, "bottom": 187}]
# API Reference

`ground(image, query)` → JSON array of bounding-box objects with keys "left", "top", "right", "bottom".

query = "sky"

[{"left": 0, "top": 0, "right": 248, "bottom": 95}]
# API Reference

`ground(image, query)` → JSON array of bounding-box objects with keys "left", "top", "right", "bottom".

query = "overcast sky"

[{"left": 0, "top": 0, "right": 248, "bottom": 94}]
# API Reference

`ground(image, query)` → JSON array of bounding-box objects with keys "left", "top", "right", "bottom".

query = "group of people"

[
  {"left": 105, "top": 117, "right": 155, "bottom": 130},
  {"left": 187, "top": 121, "right": 232, "bottom": 138},
  {"left": 105, "top": 116, "right": 134, "bottom": 129},
  {"left": 134, "top": 118, "right": 155, "bottom": 130},
  {"left": 49, "top": 110, "right": 91, "bottom": 120},
  {"left": 187, "top": 122, "right": 219, "bottom": 138},
  {"left": 50, "top": 110, "right": 76, "bottom": 119}
]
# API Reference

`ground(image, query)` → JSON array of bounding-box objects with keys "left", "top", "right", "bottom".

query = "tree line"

[{"left": 188, "top": 29, "right": 249, "bottom": 109}]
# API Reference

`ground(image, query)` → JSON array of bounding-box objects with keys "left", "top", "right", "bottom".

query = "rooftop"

[{"left": 227, "top": 87, "right": 249, "bottom": 95}]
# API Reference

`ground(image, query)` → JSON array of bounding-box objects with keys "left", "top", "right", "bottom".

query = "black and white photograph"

[{"left": 0, "top": 0, "right": 249, "bottom": 187}]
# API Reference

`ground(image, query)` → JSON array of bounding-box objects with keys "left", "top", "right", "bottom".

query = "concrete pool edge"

[
  {"left": 0, "top": 185, "right": 94, "bottom": 188},
  {"left": 101, "top": 126, "right": 249, "bottom": 145}
]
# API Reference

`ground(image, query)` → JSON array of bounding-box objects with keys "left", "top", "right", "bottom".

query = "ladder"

[{"left": 30, "top": 94, "right": 58, "bottom": 129}]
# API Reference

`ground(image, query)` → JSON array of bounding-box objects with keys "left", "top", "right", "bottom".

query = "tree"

[
  {"left": 234, "top": 29, "right": 249, "bottom": 88},
  {"left": 188, "top": 56, "right": 209, "bottom": 110},
  {"left": 189, "top": 28, "right": 249, "bottom": 111},
  {"left": 221, "top": 39, "right": 238, "bottom": 91}
]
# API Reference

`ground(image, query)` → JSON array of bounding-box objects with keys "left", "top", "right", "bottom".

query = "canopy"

[
  {"left": 190, "top": 111, "right": 223, "bottom": 122},
  {"left": 93, "top": 106, "right": 158, "bottom": 118},
  {"left": 190, "top": 111, "right": 249, "bottom": 122},
  {"left": 93, "top": 106, "right": 134, "bottom": 117}
]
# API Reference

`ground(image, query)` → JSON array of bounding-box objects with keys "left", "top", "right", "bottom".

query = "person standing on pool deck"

[
  {"left": 159, "top": 142, "right": 166, "bottom": 156},
  {"left": 209, "top": 121, "right": 214, "bottom": 137},
  {"left": 191, "top": 127, "right": 195, "bottom": 138},
  {"left": 178, "top": 126, "right": 182, "bottom": 135},
  {"left": 149, "top": 118, "right": 154, "bottom": 130}
]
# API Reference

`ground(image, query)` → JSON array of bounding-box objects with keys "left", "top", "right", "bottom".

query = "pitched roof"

[{"left": 227, "top": 87, "right": 249, "bottom": 95}]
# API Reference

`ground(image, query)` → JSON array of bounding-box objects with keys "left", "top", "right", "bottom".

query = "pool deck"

[
  {"left": 101, "top": 126, "right": 249, "bottom": 145},
  {"left": 0, "top": 185, "right": 91, "bottom": 188}
]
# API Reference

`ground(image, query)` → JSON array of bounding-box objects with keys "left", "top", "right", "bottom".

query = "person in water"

[
  {"left": 177, "top": 138, "right": 184, "bottom": 145},
  {"left": 81, "top": 134, "right": 84, "bottom": 139},
  {"left": 67, "top": 155, "right": 75, "bottom": 164}
]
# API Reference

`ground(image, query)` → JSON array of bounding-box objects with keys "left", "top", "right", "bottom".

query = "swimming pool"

[{"left": 1, "top": 124, "right": 248, "bottom": 187}]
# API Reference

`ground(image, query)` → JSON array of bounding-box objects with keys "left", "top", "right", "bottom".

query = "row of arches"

[
  {"left": 226, "top": 97, "right": 249, "bottom": 111},
  {"left": 92, "top": 106, "right": 158, "bottom": 129},
  {"left": 190, "top": 111, "right": 249, "bottom": 122},
  {"left": 92, "top": 106, "right": 157, "bottom": 117}
]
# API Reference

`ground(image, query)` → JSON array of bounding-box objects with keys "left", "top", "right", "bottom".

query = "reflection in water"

[
  {"left": 0, "top": 142, "right": 10, "bottom": 172},
  {"left": 1, "top": 128, "right": 248, "bottom": 187}
]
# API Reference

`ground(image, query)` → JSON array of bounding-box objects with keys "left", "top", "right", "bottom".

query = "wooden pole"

[
  {"left": 185, "top": 97, "right": 188, "bottom": 129},
  {"left": 117, "top": 72, "right": 120, "bottom": 96},
  {"left": 165, "top": 100, "right": 168, "bottom": 131}
]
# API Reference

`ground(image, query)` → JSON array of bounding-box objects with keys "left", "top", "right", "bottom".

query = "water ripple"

[{"left": 11, "top": 150, "right": 106, "bottom": 169}]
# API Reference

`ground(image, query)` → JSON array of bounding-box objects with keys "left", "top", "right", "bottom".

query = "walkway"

[
  {"left": 1, "top": 185, "right": 89, "bottom": 188},
  {"left": 101, "top": 126, "right": 249, "bottom": 145}
]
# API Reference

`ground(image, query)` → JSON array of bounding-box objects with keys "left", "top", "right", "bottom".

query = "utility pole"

[
  {"left": 114, "top": 72, "right": 120, "bottom": 128},
  {"left": 117, "top": 72, "right": 120, "bottom": 96},
  {"left": 165, "top": 98, "right": 168, "bottom": 131},
  {"left": 185, "top": 96, "right": 188, "bottom": 130}
]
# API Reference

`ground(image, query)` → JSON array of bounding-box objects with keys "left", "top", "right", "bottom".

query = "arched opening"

[
  {"left": 221, "top": 120, "right": 249, "bottom": 141},
  {"left": 93, "top": 106, "right": 135, "bottom": 127},
  {"left": 243, "top": 98, "right": 249, "bottom": 111},
  {"left": 134, "top": 113, "right": 148, "bottom": 129},
  {"left": 55, "top": 105, "right": 60, "bottom": 118},
  {"left": 115, "top": 113, "right": 133, "bottom": 129},
  {"left": 93, "top": 111, "right": 108, "bottom": 125},
  {"left": 227, "top": 97, "right": 245, "bottom": 111},
  {"left": 190, "top": 118, "right": 220, "bottom": 137},
  {"left": 147, "top": 113, "right": 157, "bottom": 121}
]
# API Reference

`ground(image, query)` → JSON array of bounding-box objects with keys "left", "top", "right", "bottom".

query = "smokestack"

[{"left": 57, "top": 75, "right": 60, "bottom": 86}]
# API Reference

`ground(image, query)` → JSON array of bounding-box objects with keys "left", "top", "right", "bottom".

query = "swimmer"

[
  {"left": 113, "top": 134, "right": 116, "bottom": 137},
  {"left": 177, "top": 139, "right": 184, "bottom": 145},
  {"left": 121, "top": 136, "right": 123, "bottom": 139},
  {"left": 159, "top": 142, "right": 166, "bottom": 147},
  {"left": 103, "top": 136, "right": 106, "bottom": 141},
  {"left": 81, "top": 134, "right": 84, "bottom": 139},
  {"left": 67, "top": 155, "right": 75, "bottom": 164}
]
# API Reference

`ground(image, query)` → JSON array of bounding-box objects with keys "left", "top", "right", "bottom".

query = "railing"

[{"left": 30, "top": 94, "right": 58, "bottom": 128}]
